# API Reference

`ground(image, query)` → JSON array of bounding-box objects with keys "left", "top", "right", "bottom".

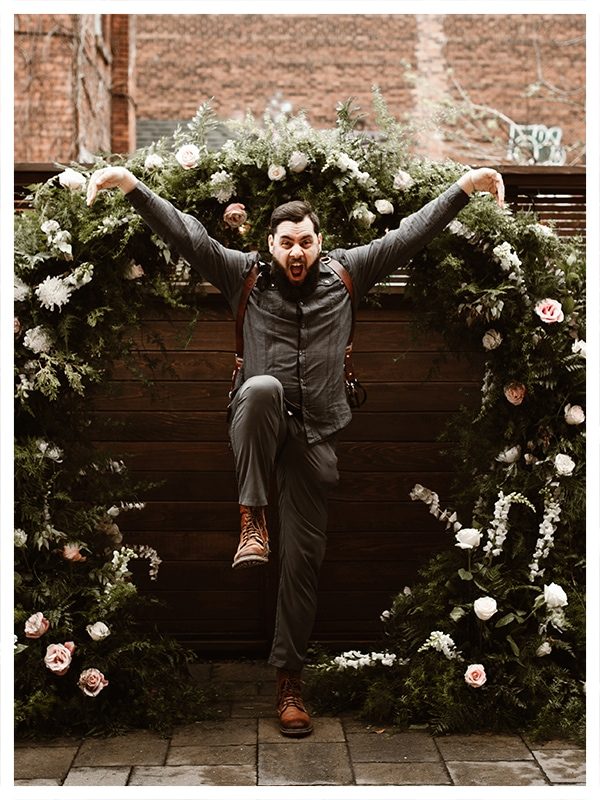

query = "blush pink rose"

[
  {"left": 78, "top": 668, "right": 109, "bottom": 697},
  {"left": 504, "top": 381, "right": 527, "bottom": 406},
  {"left": 61, "top": 543, "right": 86, "bottom": 562},
  {"left": 534, "top": 298, "right": 564, "bottom": 324},
  {"left": 223, "top": 203, "right": 247, "bottom": 229},
  {"left": 24, "top": 611, "right": 50, "bottom": 639},
  {"left": 44, "top": 642, "right": 75, "bottom": 676},
  {"left": 175, "top": 143, "right": 200, "bottom": 170},
  {"left": 464, "top": 663, "right": 487, "bottom": 688}
]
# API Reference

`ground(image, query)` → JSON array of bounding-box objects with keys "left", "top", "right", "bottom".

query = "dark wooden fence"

[{"left": 15, "top": 164, "right": 585, "bottom": 655}]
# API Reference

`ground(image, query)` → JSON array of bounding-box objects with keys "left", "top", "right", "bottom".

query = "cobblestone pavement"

[{"left": 15, "top": 660, "right": 586, "bottom": 787}]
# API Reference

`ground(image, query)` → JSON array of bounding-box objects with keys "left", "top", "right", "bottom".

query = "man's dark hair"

[{"left": 269, "top": 200, "right": 320, "bottom": 235}]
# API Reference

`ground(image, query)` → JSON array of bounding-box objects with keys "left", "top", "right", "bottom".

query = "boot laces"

[
  {"left": 278, "top": 677, "right": 307, "bottom": 712},
  {"left": 241, "top": 508, "right": 265, "bottom": 546}
]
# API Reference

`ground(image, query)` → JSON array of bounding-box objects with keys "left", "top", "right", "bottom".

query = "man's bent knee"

[{"left": 238, "top": 375, "right": 284, "bottom": 409}]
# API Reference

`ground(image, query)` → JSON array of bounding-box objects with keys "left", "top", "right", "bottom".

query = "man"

[{"left": 87, "top": 163, "right": 504, "bottom": 736}]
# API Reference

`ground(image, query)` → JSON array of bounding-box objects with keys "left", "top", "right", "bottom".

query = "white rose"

[
  {"left": 268, "top": 164, "right": 286, "bottom": 181},
  {"left": 288, "top": 151, "right": 309, "bottom": 173},
  {"left": 393, "top": 169, "right": 414, "bottom": 190},
  {"left": 564, "top": 404, "right": 585, "bottom": 425},
  {"left": 86, "top": 621, "right": 111, "bottom": 641},
  {"left": 554, "top": 453, "right": 575, "bottom": 476},
  {"left": 473, "top": 596, "right": 498, "bottom": 621},
  {"left": 496, "top": 445, "right": 521, "bottom": 464},
  {"left": 351, "top": 204, "right": 376, "bottom": 227},
  {"left": 536, "top": 641, "right": 552, "bottom": 656},
  {"left": 544, "top": 582, "right": 568, "bottom": 609},
  {"left": 175, "top": 144, "right": 201, "bottom": 170},
  {"left": 41, "top": 219, "right": 60, "bottom": 235},
  {"left": 571, "top": 339, "right": 586, "bottom": 359},
  {"left": 58, "top": 168, "right": 87, "bottom": 192},
  {"left": 375, "top": 199, "right": 394, "bottom": 215},
  {"left": 455, "top": 528, "right": 482, "bottom": 550},
  {"left": 482, "top": 329, "right": 503, "bottom": 350},
  {"left": 144, "top": 153, "right": 164, "bottom": 171},
  {"left": 14, "top": 528, "right": 28, "bottom": 547}
]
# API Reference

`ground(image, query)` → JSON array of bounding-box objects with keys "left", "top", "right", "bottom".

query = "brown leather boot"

[
  {"left": 232, "top": 505, "right": 269, "bottom": 569},
  {"left": 276, "top": 669, "right": 313, "bottom": 737}
]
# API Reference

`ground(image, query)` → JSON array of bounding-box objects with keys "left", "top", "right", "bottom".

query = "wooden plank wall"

[{"left": 91, "top": 293, "right": 482, "bottom": 654}]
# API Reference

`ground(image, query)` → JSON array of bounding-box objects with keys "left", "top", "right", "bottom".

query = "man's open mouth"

[{"left": 289, "top": 263, "right": 305, "bottom": 280}]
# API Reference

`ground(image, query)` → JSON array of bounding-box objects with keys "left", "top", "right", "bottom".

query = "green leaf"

[
  {"left": 506, "top": 635, "right": 520, "bottom": 657},
  {"left": 458, "top": 569, "right": 473, "bottom": 581},
  {"left": 495, "top": 613, "right": 515, "bottom": 628}
]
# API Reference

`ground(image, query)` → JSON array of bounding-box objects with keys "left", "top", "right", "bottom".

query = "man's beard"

[{"left": 270, "top": 258, "right": 321, "bottom": 302}]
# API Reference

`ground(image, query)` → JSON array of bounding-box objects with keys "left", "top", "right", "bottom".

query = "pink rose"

[
  {"left": 534, "top": 298, "right": 564, "bottom": 324},
  {"left": 24, "top": 611, "right": 50, "bottom": 639},
  {"left": 78, "top": 668, "right": 109, "bottom": 697},
  {"left": 61, "top": 543, "right": 86, "bottom": 562},
  {"left": 504, "top": 381, "right": 526, "bottom": 406},
  {"left": 223, "top": 203, "right": 247, "bottom": 229},
  {"left": 464, "top": 663, "right": 487, "bottom": 688},
  {"left": 44, "top": 642, "right": 75, "bottom": 676},
  {"left": 14, "top": 317, "right": 22, "bottom": 336}
]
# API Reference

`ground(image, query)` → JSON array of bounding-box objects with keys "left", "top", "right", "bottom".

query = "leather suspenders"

[{"left": 230, "top": 256, "right": 367, "bottom": 408}]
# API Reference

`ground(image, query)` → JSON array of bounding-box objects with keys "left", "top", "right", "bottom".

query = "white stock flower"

[
  {"left": 65, "top": 262, "right": 94, "bottom": 288},
  {"left": 455, "top": 528, "right": 482, "bottom": 550},
  {"left": 536, "top": 641, "right": 552, "bottom": 656},
  {"left": 209, "top": 171, "right": 235, "bottom": 203},
  {"left": 14, "top": 528, "right": 28, "bottom": 547},
  {"left": 493, "top": 242, "right": 522, "bottom": 272},
  {"left": 41, "top": 219, "right": 60, "bottom": 235},
  {"left": 375, "top": 199, "right": 394, "bottom": 215},
  {"left": 380, "top": 610, "right": 391, "bottom": 622},
  {"left": 86, "top": 621, "right": 111, "bottom": 641},
  {"left": 564, "top": 404, "right": 585, "bottom": 425},
  {"left": 554, "top": 453, "right": 575, "bottom": 476},
  {"left": 268, "top": 164, "right": 286, "bottom": 181},
  {"left": 23, "top": 325, "right": 53, "bottom": 354},
  {"left": 35, "top": 276, "right": 73, "bottom": 311},
  {"left": 351, "top": 204, "right": 376, "bottom": 227},
  {"left": 496, "top": 445, "right": 521, "bottom": 464},
  {"left": 175, "top": 144, "right": 201, "bottom": 170},
  {"left": 482, "top": 329, "right": 503, "bottom": 350},
  {"left": 37, "top": 440, "right": 64, "bottom": 462},
  {"left": 288, "top": 151, "right": 309, "bottom": 172},
  {"left": 571, "top": 339, "right": 586, "bottom": 359},
  {"left": 58, "top": 168, "right": 87, "bottom": 192},
  {"left": 544, "top": 582, "right": 568, "bottom": 609},
  {"left": 14, "top": 276, "right": 31, "bottom": 302},
  {"left": 530, "top": 223, "right": 556, "bottom": 238},
  {"left": 393, "top": 169, "right": 414, "bottom": 190},
  {"left": 473, "top": 596, "right": 498, "bottom": 621},
  {"left": 337, "top": 152, "right": 360, "bottom": 173},
  {"left": 144, "top": 153, "right": 164, "bottom": 171}
]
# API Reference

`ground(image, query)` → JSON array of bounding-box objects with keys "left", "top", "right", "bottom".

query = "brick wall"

[{"left": 110, "top": 15, "right": 137, "bottom": 155}]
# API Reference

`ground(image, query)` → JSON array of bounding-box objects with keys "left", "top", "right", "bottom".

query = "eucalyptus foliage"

[{"left": 15, "top": 94, "right": 584, "bottom": 739}]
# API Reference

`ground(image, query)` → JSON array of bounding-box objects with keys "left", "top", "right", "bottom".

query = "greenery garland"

[{"left": 14, "top": 94, "right": 585, "bottom": 740}]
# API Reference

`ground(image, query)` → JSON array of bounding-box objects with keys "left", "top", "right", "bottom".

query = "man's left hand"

[{"left": 457, "top": 168, "right": 505, "bottom": 208}]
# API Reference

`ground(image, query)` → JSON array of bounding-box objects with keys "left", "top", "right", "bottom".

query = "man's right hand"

[{"left": 86, "top": 166, "right": 138, "bottom": 206}]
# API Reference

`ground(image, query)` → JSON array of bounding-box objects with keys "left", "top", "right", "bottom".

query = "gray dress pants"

[{"left": 228, "top": 375, "right": 339, "bottom": 671}]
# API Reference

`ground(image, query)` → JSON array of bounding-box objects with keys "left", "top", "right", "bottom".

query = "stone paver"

[
  {"left": 435, "top": 732, "right": 533, "bottom": 761},
  {"left": 167, "top": 744, "right": 256, "bottom": 766},
  {"left": 347, "top": 729, "right": 441, "bottom": 762},
  {"left": 354, "top": 761, "right": 452, "bottom": 785},
  {"left": 259, "top": 716, "right": 345, "bottom": 743},
  {"left": 532, "top": 748, "right": 586, "bottom": 783},
  {"left": 231, "top": 696, "right": 277, "bottom": 718},
  {"left": 73, "top": 730, "right": 168, "bottom": 767},
  {"left": 129, "top": 765, "right": 256, "bottom": 785},
  {"left": 14, "top": 745, "right": 78, "bottom": 781},
  {"left": 259, "top": 742, "right": 353, "bottom": 785},
  {"left": 213, "top": 661, "right": 274, "bottom": 682},
  {"left": 14, "top": 779, "right": 61, "bottom": 786},
  {"left": 170, "top": 719, "right": 256, "bottom": 747},
  {"left": 63, "top": 767, "right": 131, "bottom": 785},
  {"left": 445, "top": 760, "right": 548, "bottom": 785}
]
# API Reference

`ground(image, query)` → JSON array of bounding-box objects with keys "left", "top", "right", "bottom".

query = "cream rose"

[
  {"left": 534, "top": 298, "right": 564, "bottom": 324},
  {"left": 544, "top": 582, "right": 568, "bottom": 608},
  {"left": 482, "top": 329, "right": 502, "bottom": 350},
  {"left": 144, "top": 153, "right": 164, "bottom": 171},
  {"left": 504, "top": 381, "right": 526, "bottom": 406},
  {"left": 473, "top": 596, "right": 498, "bottom": 621},
  {"left": 455, "top": 528, "right": 482, "bottom": 550},
  {"left": 44, "top": 642, "right": 75, "bottom": 676},
  {"left": 223, "top": 203, "right": 248, "bottom": 228},
  {"left": 175, "top": 144, "right": 201, "bottom": 170},
  {"left": 496, "top": 445, "right": 521, "bottom": 464},
  {"left": 24, "top": 612, "right": 50, "bottom": 639},
  {"left": 86, "top": 621, "right": 111, "bottom": 641},
  {"left": 464, "top": 663, "right": 487, "bottom": 688},
  {"left": 268, "top": 164, "right": 286, "bottom": 181},
  {"left": 288, "top": 151, "right": 309, "bottom": 173},
  {"left": 564, "top": 404, "right": 585, "bottom": 425},
  {"left": 375, "top": 199, "right": 394, "bottom": 215},
  {"left": 554, "top": 453, "right": 575, "bottom": 476},
  {"left": 393, "top": 169, "right": 414, "bottom": 190},
  {"left": 58, "top": 168, "right": 87, "bottom": 192},
  {"left": 78, "top": 668, "right": 109, "bottom": 697}
]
